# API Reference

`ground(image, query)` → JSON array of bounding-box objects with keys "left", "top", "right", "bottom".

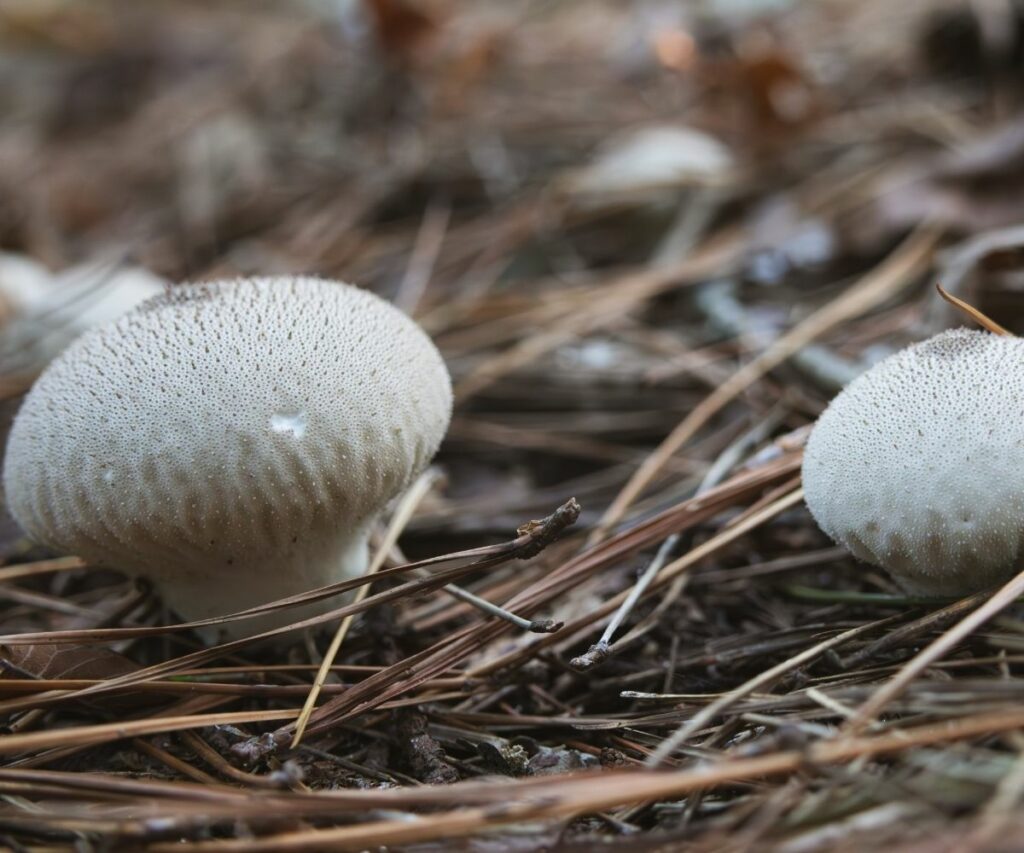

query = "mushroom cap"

[
  {"left": 802, "top": 328, "right": 1024, "bottom": 596},
  {"left": 3, "top": 276, "right": 452, "bottom": 622}
]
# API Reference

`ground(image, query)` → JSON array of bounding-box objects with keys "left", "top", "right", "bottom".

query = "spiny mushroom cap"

[
  {"left": 802, "top": 328, "right": 1024, "bottom": 596},
  {"left": 3, "top": 276, "right": 452, "bottom": 623}
]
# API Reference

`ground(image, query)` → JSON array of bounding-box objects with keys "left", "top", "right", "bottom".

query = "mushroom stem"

[
  {"left": 152, "top": 531, "right": 371, "bottom": 640},
  {"left": 935, "top": 282, "right": 1013, "bottom": 336}
]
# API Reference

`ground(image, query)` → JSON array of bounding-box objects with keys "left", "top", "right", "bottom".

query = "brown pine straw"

[
  {"left": 0, "top": 458, "right": 797, "bottom": 743},
  {"left": 293, "top": 463, "right": 803, "bottom": 740},
  {"left": 0, "top": 556, "right": 86, "bottom": 583},
  {"left": 0, "top": 500, "right": 582, "bottom": 717},
  {"left": 0, "top": 706, "right": 1014, "bottom": 850},
  {"left": 935, "top": 281, "right": 1013, "bottom": 335},
  {"left": 0, "top": 709, "right": 299, "bottom": 756},
  {"left": 842, "top": 565, "right": 1024, "bottom": 736},
  {"left": 466, "top": 481, "right": 806, "bottom": 682},
  {"left": 452, "top": 226, "right": 745, "bottom": 402},
  {"left": 645, "top": 610, "right": 904, "bottom": 767}
]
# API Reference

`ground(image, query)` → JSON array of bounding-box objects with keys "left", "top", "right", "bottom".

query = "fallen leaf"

[{"left": 0, "top": 641, "right": 138, "bottom": 682}]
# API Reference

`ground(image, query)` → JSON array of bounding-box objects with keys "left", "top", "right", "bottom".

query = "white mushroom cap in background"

[
  {"left": 3, "top": 276, "right": 452, "bottom": 636},
  {"left": 559, "top": 125, "right": 735, "bottom": 211},
  {"left": 50, "top": 262, "right": 167, "bottom": 340},
  {"left": 0, "top": 252, "right": 53, "bottom": 318},
  {"left": 802, "top": 328, "right": 1024, "bottom": 596},
  {"left": 0, "top": 257, "right": 167, "bottom": 377}
]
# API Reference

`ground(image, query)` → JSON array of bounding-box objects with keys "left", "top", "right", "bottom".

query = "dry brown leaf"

[{"left": 0, "top": 641, "right": 138, "bottom": 682}]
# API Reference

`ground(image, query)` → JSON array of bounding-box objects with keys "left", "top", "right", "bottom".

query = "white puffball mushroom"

[
  {"left": 560, "top": 125, "right": 734, "bottom": 210},
  {"left": 0, "top": 258, "right": 168, "bottom": 378},
  {"left": 50, "top": 262, "right": 167, "bottom": 340},
  {"left": 0, "top": 252, "right": 53, "bottom": 317},
  {"left": 3, "top": 276, "right": 452, "bottom": 636},
  {"left": 802, "top": 328, "right": 1024, "bottom": 596}
]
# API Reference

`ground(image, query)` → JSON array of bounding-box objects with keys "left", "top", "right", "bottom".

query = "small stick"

[
  {"left": 133, "top": 737, "right": 223, "bottom": 787},
  {"left": 416, "top": 577, "right": 561, "bottom": 634},
  {"left": 570, "top": 535, "right": 677, "bottom": 671},
  {"left": 838, "top": 588, "right": 989, "bottom": 669},
  {"left": 416, "top": 499, "right": 579, "bottom": 631}
]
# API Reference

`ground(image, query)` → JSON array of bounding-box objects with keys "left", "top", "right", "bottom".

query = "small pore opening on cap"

[{"left": 270, "top": 411, "right": 308, "bottom": 439}]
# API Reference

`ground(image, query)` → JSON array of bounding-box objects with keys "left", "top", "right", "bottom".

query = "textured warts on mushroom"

[
  {"left": 802, "top": 328, "right": 1024, "bottom": 596},
  {"left": 2, "top": 276, "right": 453, "bottom": 637}
]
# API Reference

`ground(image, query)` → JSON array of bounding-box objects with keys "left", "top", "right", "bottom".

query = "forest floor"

[{"left": 4, "top": 1, "right": 1024, "bottom": 850}]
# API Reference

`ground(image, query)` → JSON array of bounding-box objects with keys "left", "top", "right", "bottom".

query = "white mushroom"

[
  {"left": 0, "top": 257, "right": 167, "bottom": 378},
  {"left": 0, "top": 252, "right": 53, "bottom": 318},
  {"left": 802, "top": 328, "right": 1024, "bottom": 596},
  {"left": 3, "top": 276, "right": 452, "bottom": 636},
  {"left": 560, "top": 125, "right": 735, "bottom": 211}
]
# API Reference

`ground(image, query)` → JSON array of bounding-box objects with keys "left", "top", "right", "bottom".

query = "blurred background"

[{"left": 5, "top": 0, "right": 1024, "bottom": 544}]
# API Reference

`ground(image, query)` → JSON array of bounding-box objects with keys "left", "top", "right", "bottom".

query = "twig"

[
  {"left": 416, "top": 577, "right": 561, "bottom": 634},
  {"left": 838, "top": 588, "right": 992, "bottom": 669},
  {"left": 181, "top": 732, "right": 292, "bottom": 789},
  {"left": 133, "top": 738, "right": 222, "bottom": 786},
  {"left": 570, "top": 534, "right": 677, "bottom": 671}
]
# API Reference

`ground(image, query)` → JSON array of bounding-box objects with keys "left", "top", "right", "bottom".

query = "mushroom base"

[{"left": 146, "top": 533, "right": 371, "bottom": 641}]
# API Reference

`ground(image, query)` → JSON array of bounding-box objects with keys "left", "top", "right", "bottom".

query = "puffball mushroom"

[
  {"left": 0, "top": 257, "right": 167, "bottom": 378},
  {"left": 802, "top": 328, "right": 1024, "bottom": 597},
  {"left": 2, "top": 276, "right": 452, "bottom": 637}
]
